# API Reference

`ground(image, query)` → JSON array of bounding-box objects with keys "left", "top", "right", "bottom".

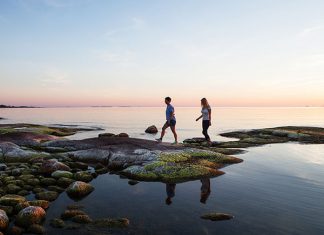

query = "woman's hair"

[{"left": 201, "top": 98, "right": 210, "bottom": 108}]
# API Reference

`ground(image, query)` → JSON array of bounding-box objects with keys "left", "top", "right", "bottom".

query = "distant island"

[{"left": 0, "top": 104, "right": 40, "bottom": 108}]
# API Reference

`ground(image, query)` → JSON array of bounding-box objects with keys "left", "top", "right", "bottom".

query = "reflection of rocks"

[
  {"left": 92, "top": 218, "right": 130, "bottom": 228},
  {"left": 145, "top": 125, "right": 158, "bottom": 134},
  {"left": 50, "top": 218, "right": 65, "bottom": 228},
  {"left": 201, "top": 212, "right": 234, "bottom": 221}
]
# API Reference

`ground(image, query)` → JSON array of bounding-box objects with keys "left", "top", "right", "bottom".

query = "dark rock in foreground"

[{"left": 145, "top": 125, "right": 158, "bottom": 134}]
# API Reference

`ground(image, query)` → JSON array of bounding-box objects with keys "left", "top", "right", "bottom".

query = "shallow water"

[
  {"left": 43, "top": 143, "right": 324, "bottom": 235},
  {"left": 1, "top": 107, "right": 324, "bottom": 234}
]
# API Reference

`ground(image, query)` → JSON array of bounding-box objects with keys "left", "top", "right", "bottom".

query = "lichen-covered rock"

[
  {"left": 47, "top": 185, "right": 65, "bottom": 193},
  {"left": 28, "top": 200, "right": 49, "bottom": 210},
  {"left": 0, "top": 194, "right": 26, "bottom": 206},
  {"left": 73, "top": 171, "right": 93, "bottom": 182},
  {"left": 71, "top": 214, "right": 92, "bottom": 224},
  {"left": 39, "top": 159, "right": 70, "bottom": 174},
  {"left": 15, "top": 206, "right": 46, "bottom": 228},
  {"left": 35, "top": 191, "right": 58, "bottom": 201},
  {"left": 92, "top": 218, "right": 129, "bottom": 228},
  {"left": 145, "top": 125, "right": 158, "bottom": 134},
  {"left": 200, "top": 212, "right": 234, "bottom": 221},
  {"left": 66, "top": 181, "right": 94, "bottom": 198},
  {"left": 0, "top": 209, "right": 9, "bottom": 231},
  {"left": 50, "top": 218, "right": 65, "bottom": 228},
  {"left": 51, "top": 170, "right": 73, "bottom": 179}
]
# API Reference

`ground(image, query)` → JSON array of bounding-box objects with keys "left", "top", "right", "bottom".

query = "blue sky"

[{"left": 1, "top": 0, "right": 324, "bottom": 106}]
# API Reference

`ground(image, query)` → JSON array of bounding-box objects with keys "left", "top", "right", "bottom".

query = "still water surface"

[{"left": 1, "top": 107, "right": 324, "bottom": 234}]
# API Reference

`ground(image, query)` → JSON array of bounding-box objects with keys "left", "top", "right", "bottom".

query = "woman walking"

[{"left": 196, "top": 98, "right": 211, "bottom": 143}]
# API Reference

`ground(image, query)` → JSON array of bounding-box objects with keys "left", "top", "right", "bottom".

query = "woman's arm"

[
  {"left": 196, "top": 115, "right": 203, "bottom": 121},
  {"left": 208, "top": 109, "right": 211, "bottom": 125}
]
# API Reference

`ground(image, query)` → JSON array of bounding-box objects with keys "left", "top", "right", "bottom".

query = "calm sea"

[{"left": 1, "top": 107, "right": 324, "bottom": 234}]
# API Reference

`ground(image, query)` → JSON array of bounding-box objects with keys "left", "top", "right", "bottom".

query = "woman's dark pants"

[{"left": 202, "top": 120, "right": 210, "bottom": 141}]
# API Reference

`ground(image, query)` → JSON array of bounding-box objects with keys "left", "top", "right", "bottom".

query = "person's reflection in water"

[
  {"left": 200, "top": 178, "right": 211, "bottom": 204},
  {"left": 165, "top": 183, "right": 176, "bottom": 205}
]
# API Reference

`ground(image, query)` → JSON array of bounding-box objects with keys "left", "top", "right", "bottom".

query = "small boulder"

[
  {"left": 0, "top": 209, "right": 9, "bottom": 231},
  {"left": 145, "top": 125, "right": 158, "bottom": 134},
  {"left": 15, "top": 206, "right": 46, "bottom": 228},
  {"left": 66, "top": 181, "right": 94, "bottom": 199},
  {"left": 35, "top": 191, "right": 58, "bottom": 202},
  {"left": 39, "top": 159, "right": 70, "bottom": 174},
  {"left": 51, "top": 170, "right": 73, "bottom": 179},
  {"left": 28, "top": 200, "right": 50, "bottom": 210},
  {"left": 73, "top": 171, "right": 93, "bottom": 182},
  {"left": 0, "top": 194, "right": 26, "bottom": 206},
  {"left": 117, "top": 133, "right": 129, "bottom": 138},
  {"left": 57, "top": 177, "right": 74, "bottom": 188}
]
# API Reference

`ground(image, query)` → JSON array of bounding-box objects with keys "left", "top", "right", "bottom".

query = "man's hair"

[{"left": 165, "top": 97, "right": 171, "bottom": 102}]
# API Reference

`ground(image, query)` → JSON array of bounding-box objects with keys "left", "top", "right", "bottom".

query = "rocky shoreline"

[{"left": 0, "top": 123, "right": 324, "bottom": 234}]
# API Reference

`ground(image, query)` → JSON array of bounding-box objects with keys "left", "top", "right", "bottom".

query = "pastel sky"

[{"left": 1, "top": 0, "right": 324, "bottom": 107}]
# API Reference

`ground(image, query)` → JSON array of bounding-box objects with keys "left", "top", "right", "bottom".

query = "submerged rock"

[
  {"left": 66, "top": 181, "right": 94, "bottom": 199},
  {"left": 200, "top": 212, "right": 234, "bottom": 221},
  {"left": 92, "top": 218, "right": 129, "bottom": 228},
  {"left": 50, "top": 218, "right": 65, "bottom": 228},
  {"left": 15, "top": 206, "right": 46, "bottom": 228},
  {"left": 61, "top": 209, "right": 86, "bottom": 220},
  {"left": 71, "top": 214, "right": 93, "bottom": 224},
  {"left": 27, "top": 224, "right": 45, "bottom": 234},
  {"left": 28, "top": 200, "right": 50, "bottom": 210},
  {"left": 73, "top": 171, "right": 93, "bottom": 182}
]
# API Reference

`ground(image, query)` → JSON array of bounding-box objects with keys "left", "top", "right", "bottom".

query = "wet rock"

[
  {"left": 39, "top": 159, "right": 70, "bottom": 174},
  {"left": 61, "top": 209, "right": 86, "bottom": 220},
  {"left": 92, "top": 218, "right": 129, "bottom": 228},
  {"left": 26, "top": 178, "right": 40, "bottom": 186},
  {"left": 27, "top": 224, "right": 45, "bottom": 234},
  {"left": 145, "top": 125, "right": 158, "bottom": 134},
  {"left": 51, "top": 170, "right": 73, "bottom": 179},
  {"left": 71, "top": 214, "right": 92, "bottom": 224},
  {"left": 66, "top": 204, "right": 84, "bottom": 210},
  {"left": 50, "top": 218, "right": 65, "bottom": 228},
  {"left": 35, "top": 191, "right": 58, "bottom": 201},
  {"left": 95, "top": 167, "right": 108, "bottom": 175},
  {"left": 69, "top": 162, "right": 88, "bottom": 170},
  {"left": 57, "top": 177, "right": 74, "bottom": 188},
  {"left": 0, "top": 142, "right": 48, "bottom": 162},
  {"left": 0, "top": 209, "right": 9, "bottom": 231},
  {"left": 66, "top": 181, "right": 94, "bottom": 199},
  {"left": 15, "top": 206, "right": 46, "bottom": 228},
  {"left": 200, "top": 212, "right": 234, "bottom": 221},
  {"left": 28, "top": 200, "right": 49, "bottom": 210},
  {"left": 32, "top": 187, "right": 45, "bottom": 194},
  {"left": 6, "top": 184, "right": 22, "bottom": 194},
  {"left": 0, "top": 194, "right": 26, "bottom": 206},
  {"left": 73, "top": 171, "right": 93, "bottom": 182}
]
